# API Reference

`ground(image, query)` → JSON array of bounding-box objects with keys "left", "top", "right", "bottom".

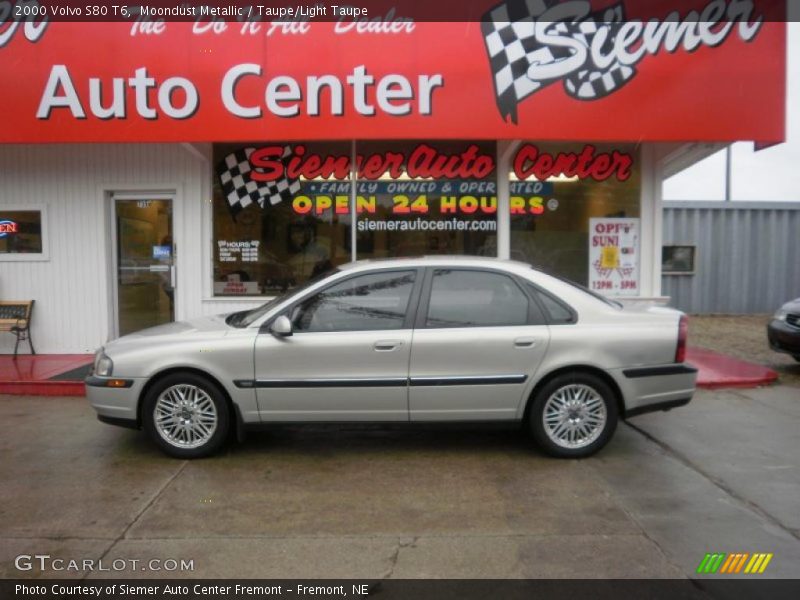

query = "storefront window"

[
  {"left": 0, "top": 208, "right": 45, "bottom": 258},
  {"left": 212, "top": 140, "right": 639, "bottom": 297},
  {"left": 212, "top": 142, "right": 352, "bottom": 296},
  {"left": 509, "top": 143, "right": 641, "bottom": 290},
  {"left": 212, "top": 140, "right": 497, "bottom": 296},
  {"left": 353, "top": 141, "right": 497, "bottom": 260}
]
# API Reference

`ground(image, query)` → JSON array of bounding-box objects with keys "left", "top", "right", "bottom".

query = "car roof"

[{"left": 338, "top": 255, "right": 535, "bottom": 272}]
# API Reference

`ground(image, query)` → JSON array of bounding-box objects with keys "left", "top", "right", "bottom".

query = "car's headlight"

[
  {"left": 94, "top": 350, "right": 113, "bottom": 377},
  {"left": 773, "top": 309, "right": 788, "bottom": 322}
]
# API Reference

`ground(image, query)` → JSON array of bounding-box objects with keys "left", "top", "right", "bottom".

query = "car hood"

[
  {"left": 780, "top": 298, "right": 800, "bottom": 313},
  {"left": 105, "top": 314, "right": 233, "bottom": 351}
]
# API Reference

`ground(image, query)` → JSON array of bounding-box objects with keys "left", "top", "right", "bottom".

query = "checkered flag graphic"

[
  {"left": 216, "top": 146, "right": 301, "bottom": 216},
  {"left": 481, "top": 0, "right": 637, "bottom": 123}
]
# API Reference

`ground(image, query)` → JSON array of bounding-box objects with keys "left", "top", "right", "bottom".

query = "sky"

[{"left": 662, "top": 21, "right": 799, "bottom": 202}]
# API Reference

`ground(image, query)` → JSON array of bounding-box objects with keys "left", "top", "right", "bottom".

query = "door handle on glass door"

[
  {"left": 514, "top": 337, "right": 537, "bottom": 348},
  {"left": 374, "top": 340, "right": 403, "bottom": 352}
]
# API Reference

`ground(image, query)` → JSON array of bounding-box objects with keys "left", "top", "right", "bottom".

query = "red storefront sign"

[
  {"left": 239, "top": 142, "right": 633, "bottom": 182},
  {"left": 0, "top": 0, "right": 786, "bottom": 143}
]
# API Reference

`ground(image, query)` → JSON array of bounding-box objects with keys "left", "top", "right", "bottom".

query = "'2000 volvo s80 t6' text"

[{"left": 87, "top": 257, "right": 697, "bottom": 459}]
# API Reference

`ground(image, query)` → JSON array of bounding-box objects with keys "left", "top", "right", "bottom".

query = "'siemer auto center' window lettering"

[{"left": 291, "top": 270, "right": 416, "bottom": 333}]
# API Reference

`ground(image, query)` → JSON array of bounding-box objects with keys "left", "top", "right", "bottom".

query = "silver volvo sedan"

[{"left": 87, "top": 257, "right": 697, "bottom": 459}]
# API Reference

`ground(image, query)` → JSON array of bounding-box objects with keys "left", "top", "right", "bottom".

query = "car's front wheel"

[
  {"left": 529, "top": 372, "right": 618, "bottom": 458},
  {"left": 142, "top": 372, "right": 230, "bottom": 459}
]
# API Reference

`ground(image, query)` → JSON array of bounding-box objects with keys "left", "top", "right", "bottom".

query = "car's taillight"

[{"left": 675, "top": 315, "right": 688, "bottom": 363}]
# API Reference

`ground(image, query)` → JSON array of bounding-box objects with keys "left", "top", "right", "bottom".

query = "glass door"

[{"left": 114, "top": 197, "right": 175, "bottom": 336}]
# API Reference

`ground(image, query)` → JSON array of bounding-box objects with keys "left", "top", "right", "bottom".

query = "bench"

[{"left": 0, "top": 301, "right": 35, "bottom": 357}]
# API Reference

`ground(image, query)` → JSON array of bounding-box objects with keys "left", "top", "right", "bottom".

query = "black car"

[{"left": 768, "top": 298, "right": 800, "bottom": 362}]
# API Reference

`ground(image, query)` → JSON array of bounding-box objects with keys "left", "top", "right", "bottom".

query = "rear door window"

[{"left": 425, "top": 269, "right": 529, "bottom": 328}]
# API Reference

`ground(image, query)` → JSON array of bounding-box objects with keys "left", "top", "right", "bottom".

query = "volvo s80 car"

[{"left": 87, "top": 257, "right": 697, "bottom": 459}]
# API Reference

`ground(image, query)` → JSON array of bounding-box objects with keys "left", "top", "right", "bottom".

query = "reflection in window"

[
  {"left": 212, "top": 142, "right": 352, "bottom": 297},
  {"left": 354, "top": 141, "right": 498, "bottom": 262},
  {"left": 662, "top": 246, "right": 696, "bottom": 274},
  {"left": 426, "top": 269, "right": 528, "bottom": 328},
  {"left": 211, "top": 141, "right": 499, "bottom": 296},
  {"left": 291, "top": 270, "right": 416, "bottom": 332}
]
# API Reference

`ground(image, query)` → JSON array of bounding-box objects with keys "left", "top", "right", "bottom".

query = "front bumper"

[
  {"left": 612, "top": 364, "right": 698, "bottom": 419},
  {"left": 85, "top": 375, "right": 145, "bottom": 426},
  {"left": 767, "top": 320, "right": 800, "bottom": 355}
]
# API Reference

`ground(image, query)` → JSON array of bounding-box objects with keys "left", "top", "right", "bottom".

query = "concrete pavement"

[{"left": 0, "top": 386, "right": 798, "bottom": 581}]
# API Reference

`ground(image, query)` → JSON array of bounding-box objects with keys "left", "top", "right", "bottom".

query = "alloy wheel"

[
  {"left": 153, "top": 384, "right": 218, "bottom": 449},
  {"left": 542, "top": 383, "right": 607, "bottom": 450}
]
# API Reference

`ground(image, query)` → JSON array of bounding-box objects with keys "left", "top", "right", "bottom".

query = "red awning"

[{"left": 0, "top": 0, "right": 786, "bottom": 143}]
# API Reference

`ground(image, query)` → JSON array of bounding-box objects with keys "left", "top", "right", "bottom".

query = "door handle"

[
  {"left": 514, "top": 337, "right": 537, "bottom": 348},
  {"left": 374, "top": 340, "right": 403, "bottom": 352}
]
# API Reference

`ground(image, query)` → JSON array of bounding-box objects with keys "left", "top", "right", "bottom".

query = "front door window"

[{"left": 291, "top": 270, "right": 417, "bottom": 333}]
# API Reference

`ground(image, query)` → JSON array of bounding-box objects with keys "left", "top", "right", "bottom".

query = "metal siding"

[{"left": 662, "top": 202, "right": 800, "bottom": 314}]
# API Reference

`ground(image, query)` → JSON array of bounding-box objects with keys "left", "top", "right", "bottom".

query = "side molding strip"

[
  {"left": 233, "top": 375, "right": 528, "bottom": 389},
  {"left": 234, "top": 378, "right": 408, "bottom": 389},
  {"left": 623, "top": 365, "right": 698, "bottom": 379},
  {"left": 409, "top": 375, "right": 528, "bottom": 386}
]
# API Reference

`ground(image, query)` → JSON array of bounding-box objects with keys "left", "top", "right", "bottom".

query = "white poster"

[{"left": 588, "top": 218, "right": 640, "bottom": 296}]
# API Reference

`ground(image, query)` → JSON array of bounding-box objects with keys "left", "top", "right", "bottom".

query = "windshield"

[{"left": 226, "top": 268, "right": 341, "bottom": 328}]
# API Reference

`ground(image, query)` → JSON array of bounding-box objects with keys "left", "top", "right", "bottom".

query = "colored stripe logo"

[{"left": 696, "top": 552, "right": 773, "bottom": 574}]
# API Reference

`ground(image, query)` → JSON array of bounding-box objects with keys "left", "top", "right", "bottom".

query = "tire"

[
  {"left": 528, "top": 372, "right": 618, "bottom": 458},
  {"left": 142, "top": 372, "right": 230, "bottom": 459},
  {"left": 793, "top": 355, "right": 800, "bottom": 363}
]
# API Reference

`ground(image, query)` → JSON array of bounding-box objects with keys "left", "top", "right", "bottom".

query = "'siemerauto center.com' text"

[{"left": 357, "top": 218, "right": 497, "bottom": 232}]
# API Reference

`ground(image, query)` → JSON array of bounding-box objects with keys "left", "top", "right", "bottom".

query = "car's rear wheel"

[
  {"left": 142, "top": 372, "right": 230, "bottom": 459},
  {"left": 529, "top": 372, "right": 618, "bottom": 458}
]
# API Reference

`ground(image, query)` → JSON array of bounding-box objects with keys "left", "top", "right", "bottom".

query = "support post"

[
  {"left": 350, "top": 139, "right": 358, "bottom": 262},
  {"left": 496, "top": 140, "right": 521, "bottom": 260}
]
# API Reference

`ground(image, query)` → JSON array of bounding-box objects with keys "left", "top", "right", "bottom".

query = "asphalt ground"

[{"left": 0, "top": 384, "right": 798, "bottom": 584}]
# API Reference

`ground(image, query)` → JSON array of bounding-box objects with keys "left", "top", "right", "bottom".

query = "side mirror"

[{"left": 269, "top": 315, "right": 293, "bottom": 337}]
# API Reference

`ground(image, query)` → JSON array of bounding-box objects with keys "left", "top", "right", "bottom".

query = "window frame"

[
  {"left": 266, "top": 267, "right": 425, "bottom": 334},
  {"left": 662, "top": 245, "right": 697, "bottom": 275},
  {"left": 415, "top": 267, "right": 546, "bottom": 330},
  {"left": 0, "top": 204, "right": 49, "bottom": 262}
]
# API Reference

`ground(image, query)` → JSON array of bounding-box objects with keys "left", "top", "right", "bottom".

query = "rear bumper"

[
  {"left": 623, "top": 397, "right": 692, "bottom": 418},
  {"left": 611, "top": 364, "right": 698, "bottom": 419},
  {"left": 767, "top": 321, "right": 800, "bottom": 355}
]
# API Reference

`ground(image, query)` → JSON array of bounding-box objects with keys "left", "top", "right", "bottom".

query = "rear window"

[{"left": 527, "top": 286, "right": 576, "bottom": 324}]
